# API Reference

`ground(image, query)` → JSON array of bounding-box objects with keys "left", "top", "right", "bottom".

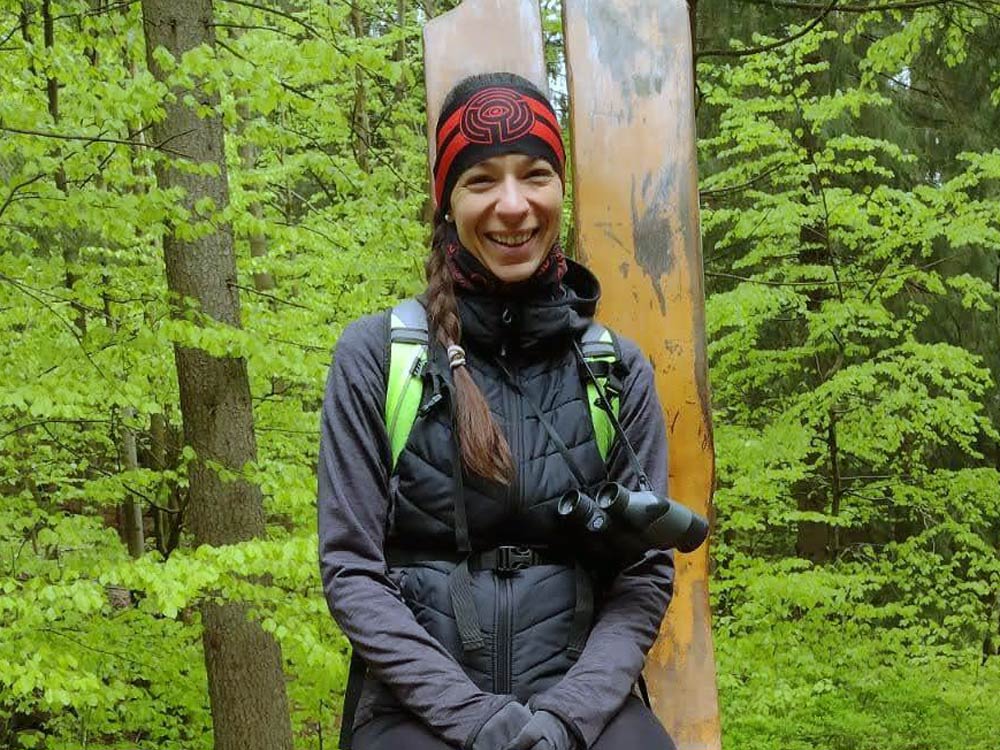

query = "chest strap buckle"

[{"left": 495, "top": 545, "right": 537, "bottom": 574}]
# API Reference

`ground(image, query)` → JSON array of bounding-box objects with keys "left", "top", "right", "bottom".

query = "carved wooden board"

[
  {"left": 563, "top": 2, "right": 720, "bottom": 747},
  {"left": 424, "top": 2, "right": 720, "bottom": 748},
  {"left": 424, "top": 0, "right": 547, "bottom": 168}
]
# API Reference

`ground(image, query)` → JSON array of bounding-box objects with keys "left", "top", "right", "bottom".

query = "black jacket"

[{"left": 317, "top": 261, "right": 674, "bottom": 748}]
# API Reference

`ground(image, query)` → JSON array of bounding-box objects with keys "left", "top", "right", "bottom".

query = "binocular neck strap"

[
  {"left": 571, "top": 340, "right": 652, "bottom": 492},
  {"left": 492, "top": 357, "right": 590, "bottom": 488},
  {"left": 439, "top": 364, "right": 471, "bottom": 553}
]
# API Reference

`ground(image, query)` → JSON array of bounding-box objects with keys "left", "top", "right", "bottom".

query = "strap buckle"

[{"left": 496, "top": 545, "right": 535, "bottom": 574}]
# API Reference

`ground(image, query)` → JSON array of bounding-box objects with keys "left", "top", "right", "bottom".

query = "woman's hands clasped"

[
  {"left": 472, "top": 702, "right": 578, "bottom": 750},
  {"left": 507, "top": 709, "right": 578, "bottom": 750}
]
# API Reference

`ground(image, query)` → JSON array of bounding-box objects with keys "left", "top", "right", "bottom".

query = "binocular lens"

[
  {"left": 560, "top": 482, "right": 710, "bottom": 556},
  {"left": 596, "top": 482, "right": 629, "bottom": 514},
  {"left": 557, "top": 490, "right": 608, "bottom": 532}
]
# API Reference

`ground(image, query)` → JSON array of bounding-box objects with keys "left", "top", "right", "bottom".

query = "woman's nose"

[{"left": 495, "top": 176, "right": 530, "bottom": 219}]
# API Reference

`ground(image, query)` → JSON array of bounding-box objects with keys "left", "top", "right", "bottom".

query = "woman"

[{"left": 318, "top": 73, "right": 676, "bottom": 750}]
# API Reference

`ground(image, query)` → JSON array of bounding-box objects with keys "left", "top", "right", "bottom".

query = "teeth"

[{"left": 489, "top": 231, "right": 533, "bottom": 246}]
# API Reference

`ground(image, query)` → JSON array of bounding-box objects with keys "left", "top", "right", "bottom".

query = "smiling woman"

[
  {"left": 450, "top": 153, "right": 563, "bottom": 283},
  {"left": 318, "top": 72, "right": 677, "bottom": 750}
]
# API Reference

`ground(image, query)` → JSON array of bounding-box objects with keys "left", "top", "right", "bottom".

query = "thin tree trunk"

[
  {"left": 827, "top": 408, "right": 841, "bottom": 557},
  {"left": 103, "top": 286, "right": 145, "bottom": 558},
  {"left": 150, "top": 412, "right": 171, "bottom": 556},
  {"left": 231, "top": 23, "right": 274, "bottom": 292},
  {"left": 688, "top": 0, "right": 698, "bottom": 81},
  {"left": 21, "top": 3, "right": 36, "bottom": 76},
  {"left": 139, "top": 1, "right": 293, "bottom": 748},
  {"left": 238, "top": 109, "right": 275, "bottom": 291},
  {"left": 42, "top": 0, "right": 86, "bottom": 335},
  {"left": 119, "top": 407, "right": 144, "bottom": 558},
  {"left": 350, "top": 2, "right": 371, "bottom": 172},
  {"left": 395, "top": 0, "right": 407, "bottom": 102}
]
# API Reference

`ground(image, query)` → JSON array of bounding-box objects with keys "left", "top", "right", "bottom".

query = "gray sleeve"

[
  {"left": 317, "top": 313, "right": 511, "bottom": 748},
  {"left": 529, "top": 336, "right": 675, "bottom": 748}
]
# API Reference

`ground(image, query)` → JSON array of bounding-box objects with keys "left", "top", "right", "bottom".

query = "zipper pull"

[{"left": 499, "top": 305, "right": 514, "bottom": 360}]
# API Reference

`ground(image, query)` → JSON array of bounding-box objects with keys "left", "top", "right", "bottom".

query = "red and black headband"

[{"left": 433, "top": 80, "right": 565, "bottom": 211}]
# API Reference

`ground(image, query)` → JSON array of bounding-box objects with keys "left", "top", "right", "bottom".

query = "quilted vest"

[{"left": 354, "top": 265, "right": 615, "bottom": 728}]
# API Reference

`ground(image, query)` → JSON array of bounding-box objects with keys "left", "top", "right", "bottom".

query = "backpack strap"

[
  {"left": 386, "top": 303, "right": 624, "bottom": 466},
  {"left": 579, "top": 322, "right": 622, "bottom": 461},
  {"left": 386, "top": 299, "right": 429, "bottom": 468}
]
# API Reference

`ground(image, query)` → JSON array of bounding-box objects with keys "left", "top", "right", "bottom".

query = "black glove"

[
  {"left": 508, "top": 709, "right": 578, "bottom": 750},
  {"left": 471, "top": 701, "right": 533, "bottom": 750}
]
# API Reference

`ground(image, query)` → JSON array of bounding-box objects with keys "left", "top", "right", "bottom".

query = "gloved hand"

[
  {"left": 471, "top": 701, "right": 533, "bottom": 750},
  {"left": 507, "top": 709, "right": 578, "bottom": 750}
]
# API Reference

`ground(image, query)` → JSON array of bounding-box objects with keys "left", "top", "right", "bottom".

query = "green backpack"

[{"left": 384, "top": 298, "right": 623, "bottom": 469}]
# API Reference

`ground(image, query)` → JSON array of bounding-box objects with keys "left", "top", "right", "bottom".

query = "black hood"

[{"left": 455, "top": 259, "right": 601, "bottom": 354}]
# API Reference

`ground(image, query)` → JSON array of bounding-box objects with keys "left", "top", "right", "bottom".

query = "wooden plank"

[
  {"left": 562, "top": 1, "right": 721, "bottom": 748},
  {"left": 423, "top": 0, "right": 547, "bottom": 174}
]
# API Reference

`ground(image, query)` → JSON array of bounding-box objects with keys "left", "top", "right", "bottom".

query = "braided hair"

[
  {"left": 425, "top": 72, "right": 564, "bottom": 485},
  {"left": 425, "top": 209, "right": 514, "bottom": 485}
]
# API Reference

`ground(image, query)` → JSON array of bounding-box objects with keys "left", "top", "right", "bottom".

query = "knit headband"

[{"left": 433, "top": 81, "right": 566, "bottom": 211}]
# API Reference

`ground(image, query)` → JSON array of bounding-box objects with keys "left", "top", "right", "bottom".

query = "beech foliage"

[{"left": 1, "top": 1, "right": 997, "bottom": 748}]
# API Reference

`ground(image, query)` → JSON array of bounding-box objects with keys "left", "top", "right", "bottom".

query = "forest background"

[{"left": 1, "top": 0, "right": 998, "bottom": 748}]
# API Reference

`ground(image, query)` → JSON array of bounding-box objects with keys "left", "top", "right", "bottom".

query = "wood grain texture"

[
  {"left": 423, "top": 0, "right": 547, "bottom": 183},
  {"left": 563, "top": 1, "right": 721, "bottom": 747}
]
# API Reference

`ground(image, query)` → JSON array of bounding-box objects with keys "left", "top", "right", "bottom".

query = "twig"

[
  {"left": 0, "top": 124, "right": 189, "bottom": 157},
  {"left": 0, "top": 173, "right": 45, "bottom": 221},
  {"left": 227, "top": 281, "right": 314, "bottom": 310},
  {"left": 699, "top": 0, "right": 840, "bottom": 59},
  {"left": 218, "top": 0, "right": 321, "bottom": 38},
  {"left": 700, "top": 164, "right": 787, "bottom": 197}
]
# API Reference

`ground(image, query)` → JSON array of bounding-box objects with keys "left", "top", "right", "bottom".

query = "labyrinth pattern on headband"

[
  {"left": 460, "top": 88, "right": 534, "bottom": 144},
  {"left": 433, "top": 84, "right": 565, "bottom": 209}
]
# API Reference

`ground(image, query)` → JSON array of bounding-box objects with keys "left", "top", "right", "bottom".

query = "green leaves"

[{"left": 702, "top": 6, "right": 1000, "bottom": 748}]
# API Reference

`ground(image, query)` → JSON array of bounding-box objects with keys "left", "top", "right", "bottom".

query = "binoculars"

[{"left": 557, "top": 482, "right": 709, "bottom": 559}]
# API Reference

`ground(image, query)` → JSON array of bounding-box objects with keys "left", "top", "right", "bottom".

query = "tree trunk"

[
  {"left": 41, "top": 0, "right": 86, "bottom": 335},
  {"left": 119, "top": 406, "right": 145, "bottom": 558},
  {"left": 350, "top": 2, "right": 371, "bottom": 173},
  {"left": 139, "top": 1, "right": 293, "bottom": 748},
  {"left": 104, "top": 286, "right": 145, "bottom": 558}
]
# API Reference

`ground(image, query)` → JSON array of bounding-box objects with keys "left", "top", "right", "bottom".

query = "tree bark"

[
  {"left": 41, "top": 0, "right": 86, "bottom": 335},
  {"left": 139, "top": 1, "right": 293, "bottom": 748},
  {"left": 102, "top": 287, "right": 145, "bottom": 558},
  {"left": 350, "top": 2, "right": 371, "bottom": 172}
]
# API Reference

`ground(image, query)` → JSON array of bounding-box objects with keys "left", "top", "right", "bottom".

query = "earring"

[{"left": 444, "top": 213, "right": 453, "bottom": 223}]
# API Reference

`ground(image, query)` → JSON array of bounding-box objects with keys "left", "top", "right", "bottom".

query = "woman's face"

[{"left": 449, "top": 153, "right": 563, "bottom": 284}]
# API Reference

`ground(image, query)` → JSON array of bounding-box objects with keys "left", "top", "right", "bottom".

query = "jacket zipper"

[
  {"left": 499, "top": 327, "right": 523, "bottom": 514},
  {"left": 496, "top": 308, "right": 516, "bottom": 695},
  {"left": 495, "top": 575, "right": 513, "bottom": 694}
]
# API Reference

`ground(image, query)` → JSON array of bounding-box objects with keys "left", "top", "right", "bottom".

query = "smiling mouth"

[{"left": 486, "top": 229, "right": 538, "bottom": 247}]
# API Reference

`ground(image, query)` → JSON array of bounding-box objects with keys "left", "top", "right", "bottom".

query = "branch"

[
  {"left": 700, "top": 164, "right": 787, "bottom": 197},
  {"left": 0, "top": 123, "right": 189, "bottom": 157},
  {"left": 215, "top": 38, "right": 316, "bottom": 101},
  {"left": 210, "top": 22, "right": 299, "bottom": 39},
  {"left": 735, "top": 0, "right": 971, "bottom": 11},
  {"left": 699, "top": 0, "right": 840, "bottom": 59},
  {"left": 0, "top": 173, "right": 45, "bottom": 221},
  {"left": 709, "top": 254, "right": 964, "bottom": 290},
  {"left": 53, "top": 0, "right": 141, "bottom": 21},
  {"left": 0, "top": 418, "right": 111, "bottom": 441},
  {"left": 0, "top": 273, "right": 112, "bottom": 384},
  {"left": 227, "top": 281, "right": 314, "bottom": 311},
  {"left": 0, "top": 22, "right": 21, "bottom": 48},
  {"left": 217, "top": 0, "right": 321, "bottom": 38}
]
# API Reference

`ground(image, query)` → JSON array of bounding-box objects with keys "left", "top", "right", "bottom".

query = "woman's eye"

[
  {"left": 528, "top": 168, "right": 553, "bottom": 180},
  {"left": 464, "top": 174, "right": 493, "bottom": 186}
]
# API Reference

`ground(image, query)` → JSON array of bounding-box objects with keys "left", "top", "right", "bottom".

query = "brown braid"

[{"left": 425, "top": 212, "right": 515, "bottom": 485}]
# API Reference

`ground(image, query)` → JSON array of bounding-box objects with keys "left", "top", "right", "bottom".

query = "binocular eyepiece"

[{"left": 557, "top": 482, "right": 709, "bottom": 558}]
